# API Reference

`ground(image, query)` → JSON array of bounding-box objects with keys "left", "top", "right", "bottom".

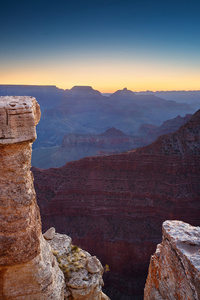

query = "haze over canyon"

[
  {"left": 0, "top": 85, "right": 199, "bottom": 168},
  {"left": 0, "top": 85, "right": 200, "bottom": 299},
  {"left": 32, "top": 108, "right": 200, "bottom": 299}
]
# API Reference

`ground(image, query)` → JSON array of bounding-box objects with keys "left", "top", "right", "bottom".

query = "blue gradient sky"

[{"left": 1, "top": 0, "right": 200, "bottom": 92}]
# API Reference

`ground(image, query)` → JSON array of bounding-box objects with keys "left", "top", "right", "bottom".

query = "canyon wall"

[
  {"left": 0, "top": 96, "right": 64, "bottom": 299},
  {"left": 32, "top": 127, "right": 148, "bottom": 168},
  {"left": 144, "top": 220, "right": 200, "bottom": 299},
  {"left": 32, "top": 114, "right": 192, "bottom": 169},
  {"left": 138, "top": 113, "right": 192, "bottom": 140},
  {"left": 33, "top": 109, "right": 200, "bottom": 299}
]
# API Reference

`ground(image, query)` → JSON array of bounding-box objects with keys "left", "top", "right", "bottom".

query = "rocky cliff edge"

[{"left": 144, "top": 220, "right": 200, "bottom": 299}]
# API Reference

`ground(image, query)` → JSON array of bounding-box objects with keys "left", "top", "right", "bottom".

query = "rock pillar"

[{"left": 0, "top": 96, "right": 64, "bottom": 299}]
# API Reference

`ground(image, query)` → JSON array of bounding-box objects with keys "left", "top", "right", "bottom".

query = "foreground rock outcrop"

[
  {"left": 33, "top": 109, "right": 200, "bottom": 299},
  {"left": 0, "top": 96, "right": 109, "bottom": 300},
  {"left": 144, "top": 220, "right": 200, "bottom": 299},
  {"left": 0, "top": 96, "right": 64, "bottom": 299},
  {"left": 44, "top": 227, "right": 110, "bottom": 300}
]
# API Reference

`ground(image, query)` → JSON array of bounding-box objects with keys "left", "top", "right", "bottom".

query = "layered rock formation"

[
  {"left": 32, "top": 114, "right": 192, "bottom": 169},
  {"left": 144, "top": 220, "right": 200, "bottom": 299},
  {"left": 0, "top": 85, "right": 195, "bottom": 151},
  {"left": 0, "top": 96, "right": 64, "bottom": 299},
  {"left": 33, "top": 109, "right": 200, "bottom": 299},
  {"left": 32, "top": 127, "right": 148, "bottom": 168}
]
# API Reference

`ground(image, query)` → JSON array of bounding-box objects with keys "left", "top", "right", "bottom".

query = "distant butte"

[
  {"left": 68, "top": 86, "right": 102, "bottom": 97},
  {"left": 110, "top": 87, "right": 136, "bottom": 97},
  {"left": 99, "top": 127, "right": 126, "bottom": 137}
]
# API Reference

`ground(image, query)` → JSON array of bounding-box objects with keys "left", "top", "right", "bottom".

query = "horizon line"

[{"left": 0, "top": 84, "right": 200, "bottom": 94}]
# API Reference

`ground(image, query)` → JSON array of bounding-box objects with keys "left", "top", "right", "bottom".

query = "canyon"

[
  {"left": 32, "top": 114, "right": 192, "bottom": 169},
  {"left": 0, "top": 85, "right": 195, "bottom": 146},
  {"left": 32, "top": 127, "right": 148, "bottom": 168},
  {"left": 33, "top": 108, "right": 200, "bottom": 299},
  {"left": 0, "top": 85, "right": 196, "bottom": 169}
]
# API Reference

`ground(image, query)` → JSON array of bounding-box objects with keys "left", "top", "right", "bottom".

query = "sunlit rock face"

[
  {"left": 144, "top": 220, "right": 200, "bottom": 299},
  {"left": 33, "top": 109, "right": 200, "bottom": 299},
  {"left": 0, "top": 96, "right": 64, "bottom": 299}
]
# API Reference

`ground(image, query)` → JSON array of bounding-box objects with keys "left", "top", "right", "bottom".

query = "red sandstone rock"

[{"left": 33, "top": 109, "right": 200, "bottom": 299}]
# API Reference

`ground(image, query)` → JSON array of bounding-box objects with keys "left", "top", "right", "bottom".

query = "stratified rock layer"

[
  {"left": 144, "top": 220, "right": 200, "bottom": 299},
  {"left": 0, "top": 96, "right": 64, "bottom": 299},
  {"left": 33, "top": 109, "right": 200, "bottom": 299},
  {"left": 32, "top": 127, "right": 148, "bottom": 169}
]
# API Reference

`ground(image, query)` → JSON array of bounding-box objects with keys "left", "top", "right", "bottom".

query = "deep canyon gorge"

[
  {"left": 0, "top": 88, "right": 200, "bottom": 299},
  {"left": 33, "top": 108, "right": 200, "bottom": 299}
]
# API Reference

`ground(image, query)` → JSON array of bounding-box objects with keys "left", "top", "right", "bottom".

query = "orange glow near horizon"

[
  {"left": 0, "top": 58, "right": 200, "bottom": 93},
  {"left": 1, "top": 77, "right": 200, "bottom": 94},
  {"left": 1, "top": 0, "right": 200, "bottom": 95}
]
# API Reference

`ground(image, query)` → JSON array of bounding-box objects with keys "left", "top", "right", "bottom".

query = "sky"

[{"left": 0, "top": 0, "right": 200, "bottom": 92}]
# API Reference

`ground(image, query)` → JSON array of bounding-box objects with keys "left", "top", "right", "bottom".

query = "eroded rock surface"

[
  {"left": 0, "top": 96, "right": 64, "bottom": 299},
  {"left": 144, "top": 220, "right": 200, "bottom": 299},
  {"left": 44, "top": 228, "right": 110, "bottom": 300},
  {"left": 0, "top": 96, "right": 40, "bottom": 144}
]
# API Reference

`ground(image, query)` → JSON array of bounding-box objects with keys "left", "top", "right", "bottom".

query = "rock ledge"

[
  {"left": 144, "top": 220, "right": 200, "bottom": 299},
  {"left": 44, "top": 229, "right": 110, "bottom": 300}
]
